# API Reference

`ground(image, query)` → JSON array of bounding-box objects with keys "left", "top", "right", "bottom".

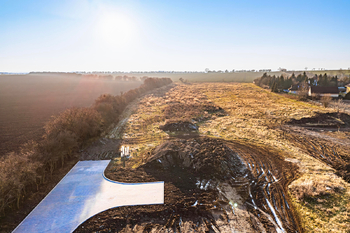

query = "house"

[
  {"left": 308, "top": 86, "right": 339, "bottom": 98},
  {"left": 288, "top": 84, "right": 300, "bottom": 94}
]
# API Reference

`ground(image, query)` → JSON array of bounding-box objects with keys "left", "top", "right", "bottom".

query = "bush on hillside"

[
  {"left": 0, "top": 150, "right": 41, "bottom": 214},
  {"left": 44, "top": 107, "right": 102, "bottom": 144}
]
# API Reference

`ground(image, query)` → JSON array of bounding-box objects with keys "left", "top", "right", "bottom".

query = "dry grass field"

[
  {"left": 0, "top": 73, "right": 142, "bottom": 155},
  {"left": 76, "top": 82, "right": 350, "bottom": 232}
]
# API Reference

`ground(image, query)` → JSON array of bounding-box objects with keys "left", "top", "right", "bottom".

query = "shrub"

[
  {"left": 94, "top": 102, "right": 118, "bottom": 128},
  {"left": 0, "top": 151, "right": 41, "bottom": 214},
  {"left": 320, "top": 96, "right": 332, "bottom": 108},
  {"left": 297, "top": 89, "right": 309, "bottom": 101},
  {"left": 44, "top": 107, "right": 102, "bottom": 144},
  {"left": 39, "top": 130, "right": 78, "bottom": 169}
]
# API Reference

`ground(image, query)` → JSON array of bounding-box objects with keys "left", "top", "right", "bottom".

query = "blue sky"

[{"left": 0, "top": 0, "right": 349, "bottom": 72}]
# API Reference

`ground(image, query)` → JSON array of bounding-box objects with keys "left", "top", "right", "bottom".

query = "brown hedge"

[{"left": 0, "top": 77, "right": 172, "bottom": 216}]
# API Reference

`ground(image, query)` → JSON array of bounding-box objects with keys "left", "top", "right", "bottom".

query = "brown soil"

[
  {"left": 163, "top": 103, "right": 225, "bottom": 121},
  {"left": 285, "top": 111, "right": 350, "bottom": 182},
  {"left": 283, "top": 128, "right": 350, "bottom": 183},
  {"left": 0, "top": 74, "right": 142, "bottom": 156},
  {"left": 287, "top": 112, "right": 350, "bottom": 128},
  {"left": 74, "top": 137, "right": 301, "bottom": 232},
  {"left": 159, "top": 120, "right": 199, "bottom": 132}
]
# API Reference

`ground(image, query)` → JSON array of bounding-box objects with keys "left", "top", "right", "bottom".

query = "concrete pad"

[{"left": 13, "top": 160, "right": 164, "bottom": 233}]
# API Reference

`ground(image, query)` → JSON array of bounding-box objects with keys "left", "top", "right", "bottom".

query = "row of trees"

[
  {"left": 0, "top": 77, "right": 172, "bottom": 216},
  {"left": 254, "top": 72, "right": 341, "bottom": 92},
  {"left": 205, "top": 68, "right": 271, "bottom": 73}
]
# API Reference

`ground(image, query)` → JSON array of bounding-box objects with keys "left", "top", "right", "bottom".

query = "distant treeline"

[
  {"left": 254, "top": 72, "right": 346, "bottom": 92},
  {"left": 0, "top": 77, "right": 172, "bottom": 216},
  {"left": 27, "top": 72, "right": 152, "bottom": 82},
  {"left": 82, "top": 74, "right": 154, "bottom": 82}
]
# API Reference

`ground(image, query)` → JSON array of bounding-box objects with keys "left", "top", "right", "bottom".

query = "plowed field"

[{"left": 0, "top": 74, "right": 141, "bottom": 155}]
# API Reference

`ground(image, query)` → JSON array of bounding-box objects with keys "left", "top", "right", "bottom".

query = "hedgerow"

[{"left": 0, "top": 77, "right": 172, "bottom": 216}]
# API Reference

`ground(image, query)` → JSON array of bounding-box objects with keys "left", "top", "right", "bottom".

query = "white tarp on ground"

[{"left": 13, "top": 160, "right": 164, "bottom": 233}]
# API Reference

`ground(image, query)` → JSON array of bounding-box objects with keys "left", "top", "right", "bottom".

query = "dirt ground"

[
  {"left": 285, "top": 112, "right": 350, "bottom": 182},
  {"left": 0, "top": 74, "right": 141, "bottom": 156},
  {"left": 75, "top": 137, "right": 300, "bottom": 233},
  {"left": 287, "top": 112, "right": 350, "bottom": 128},
  {"left": 74, "top": 83, "right": 313, "bottom": 232}
]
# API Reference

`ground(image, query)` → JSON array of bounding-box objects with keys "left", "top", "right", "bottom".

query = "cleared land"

[
  {"left": 74, "top": 83, "right": 350, "bottom": 232},
  {"left": 0, "top": 74, "right": 142, "bottom": 155}
]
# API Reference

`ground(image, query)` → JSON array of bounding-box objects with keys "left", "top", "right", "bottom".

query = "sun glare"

[{"left": 95, "top": 10, "right": 136, "bottom": 48}]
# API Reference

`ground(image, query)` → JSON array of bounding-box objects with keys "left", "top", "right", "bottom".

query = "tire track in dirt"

[
  {"left": 75, "top": 137, "right": 301, "bottom": 233},
  {"left": 282, "top": 127, "right": 350, "bottom": 183}
]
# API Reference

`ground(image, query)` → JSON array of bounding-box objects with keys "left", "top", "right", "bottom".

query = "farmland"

[
  {"left": 2, "top": 80, "right": 350, "bottom": 232},
  {"left": 123, "top": 71, "right": 285, "bottom": 83},
  {"left": 0, "top": 73, "right": 142, "bottom": 155},
  {"left": 74, "top": 82, "right": 350, "bottom": 232}
]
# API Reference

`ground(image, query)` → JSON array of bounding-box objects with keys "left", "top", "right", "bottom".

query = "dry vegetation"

[
  {"left": 101, "top": 82, "right": 350, "bottom": 232},
  {"left": 4, "top": 79, "right": 349, "bottom": 232},
  {"left": 199, "top": 83, "right": 350, "bottom": 232},
  {"left": 0, "top": 78, "right": 172, "bottom": 228},
  {"left": 0, "top": 73, "right": 143, "bottom": 155}
]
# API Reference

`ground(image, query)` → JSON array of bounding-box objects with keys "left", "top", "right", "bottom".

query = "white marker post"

[{"left": 121, "top": 146, "right": 130, "bottom": 167}]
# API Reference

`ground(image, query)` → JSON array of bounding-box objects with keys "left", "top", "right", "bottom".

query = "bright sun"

[{"left": 95, "top": 10, "right": 136, "bottom": 48}]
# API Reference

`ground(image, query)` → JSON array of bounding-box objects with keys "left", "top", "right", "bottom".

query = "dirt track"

[
  {"left": 75, "top": 137, "right": 300, "bottom": 233},
  {"left": 284, "top": 112, "right": 350, "bottom": 182}
]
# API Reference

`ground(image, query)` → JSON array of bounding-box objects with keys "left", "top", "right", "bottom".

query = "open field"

[
  {"left": 123, "top": 71, "right": 285, "bottom": 82},
  {"left": 307, "top": 69, "right": 350, "bottom": 77},
  {"left": 74, "top": 83, "right": 350, "bottom": 232},
  {"left": 0, "top": 74, "right": 142, "bottom": 155}
]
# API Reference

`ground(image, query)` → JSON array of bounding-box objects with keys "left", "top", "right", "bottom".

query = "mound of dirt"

[
  {"left": 146, "top": 138, "right": 246, "bottom": 181},
  {"left": 288, "top": 112, "right": 350, "bottom": 128},
  {"left": 335, "top": 163, "right": 350, "bottom": 183},
  {"left": 163, "top": 103, "right": 225, "bottom": 122},
  {"left": 159, "top": 120, "right": 199, "bottom": 132},
  {"left": 75, "top": 137, "right": 301, "bottom": 233}
]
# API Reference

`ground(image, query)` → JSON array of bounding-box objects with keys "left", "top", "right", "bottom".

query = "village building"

[
  {"left": 308, "top": 86, "right": 339, "bottom": 98},
  {"left": 288, "top": 84, "right": 300, "bottom": 94}
]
